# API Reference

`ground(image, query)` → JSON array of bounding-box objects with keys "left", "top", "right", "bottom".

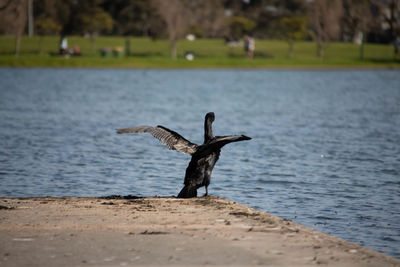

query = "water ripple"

[{"left": 0, "top": 68, "right": 400, "bottom": 258}]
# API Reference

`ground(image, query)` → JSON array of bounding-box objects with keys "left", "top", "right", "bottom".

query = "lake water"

[{"left": 0, "top": 68, "right": 399, "bottom": 258}]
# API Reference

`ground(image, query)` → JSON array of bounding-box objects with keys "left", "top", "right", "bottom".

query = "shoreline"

[
  {"left": 1, "top": 196, "right": 399, "bottom": 266},
  {"left": 1, "top": 64, "right": 400, "bottom": 70},
  {"left": 1, "top": 65, "right": 400, "bottom": 71}
]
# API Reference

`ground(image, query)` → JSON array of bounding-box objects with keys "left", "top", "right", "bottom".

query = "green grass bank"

[{"left": 1, "top": 36, "right": 399, "bottom": 69}]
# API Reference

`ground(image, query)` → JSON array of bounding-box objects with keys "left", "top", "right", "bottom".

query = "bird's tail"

[{"left": 177, "top": 185, "right": 197, "bottom": 198}]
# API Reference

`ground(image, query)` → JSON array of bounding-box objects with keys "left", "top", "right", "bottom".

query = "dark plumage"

[{"left": 117, "top": 112, "right": 251, "bottom": 198}]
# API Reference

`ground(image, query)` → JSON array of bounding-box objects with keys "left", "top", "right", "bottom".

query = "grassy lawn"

[{"left": 0, "top": 35, "right": 399, "bottom": 68}]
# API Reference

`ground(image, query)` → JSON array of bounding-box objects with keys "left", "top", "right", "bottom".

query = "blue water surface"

[{"left": 0, "top": 68, "right": 399, "bottom": 258}]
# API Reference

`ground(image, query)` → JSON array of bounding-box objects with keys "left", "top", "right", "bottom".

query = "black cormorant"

[{"left": 116, "top": 112, "right": 251, "bottom": 198}]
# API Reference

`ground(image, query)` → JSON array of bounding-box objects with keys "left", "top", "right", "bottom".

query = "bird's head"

[{"left": 205, "top": 112, "right": 215, "bottom": 123}]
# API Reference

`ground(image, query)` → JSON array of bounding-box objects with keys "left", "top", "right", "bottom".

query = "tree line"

[{"left": 1, "top": 0, "right": 399, "bottom": 58}]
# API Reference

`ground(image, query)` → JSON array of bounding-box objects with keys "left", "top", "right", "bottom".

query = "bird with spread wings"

[{"left": 117, "top": 112, "right": 251, "bottom": 198}]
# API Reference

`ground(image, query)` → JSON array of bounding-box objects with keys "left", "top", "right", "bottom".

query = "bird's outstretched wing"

[
  {"left": 116, "top": 125, "right": 198, "bottom": 155},
  {"left": 193, "top": 135, "right": 251, "bottom": 158},
  {"left": 213, "top": 135, "right": 252, "bottom": 145}
]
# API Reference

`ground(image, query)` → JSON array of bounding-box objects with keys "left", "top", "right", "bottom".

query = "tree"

[
  {"left": 27, "top": 0, "right": 33, "bottom": 36},
  {"left": 383, "top": 0, "right": 399, "bottom": 41},
  {"left": 0, "top": 0, "right": 27, "bottom": 56},
  {"left": 33, "top": 0, "right": 71, "bottom": 33},
  {"left": 102, "top": 0, "right": 153, "bottom": 36},
  {"left": 341, "top": 0, "right": 371, "bottom": 43},
  {"left": 71, "top": 1, "right": 113, "bottom": 51},
  {"left": 279, "top": 17, "right": 308, "bottom": 57},
  {"left": 370, "top": 0, "right": 400, "bottom": 42},
  {"left": 192, "top": 0, "right": 227, "bottom": 38},
  {"left": 308, "top": 0, "right": 343, "bottom": 58},
  {"left": 33, "top": 0, "right": 66, "bottom": 54},
  {"left": 151, "top": 0, "right": 190, "bottom": 59},
  {"left": 82, "top": 10, "right": 113, "bottom": 51},
  {"left": 35, "top": 17, "right": 62, "bottom": 53},
  {"left": 78, "top": 10, "right": 113, "bottom": 37},
  {"left": 226, "top": 16, "right": 257, "bottom": 40}
]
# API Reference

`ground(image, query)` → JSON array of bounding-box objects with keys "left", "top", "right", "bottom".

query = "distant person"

[
  {"left": 394, "top": 37, "right": 399, "bottom": 58},
  {"left": 248, "top": 36, "right": 255, "bottom": 58},
  {"left": 59, "top": 36, "right": 68, "bottom": 55},
  {"left": 72, "top": 45, "right": 81, "bottom": 56},
  {"left": 244, "top": 35, "right": 255, "bottom": 59}
]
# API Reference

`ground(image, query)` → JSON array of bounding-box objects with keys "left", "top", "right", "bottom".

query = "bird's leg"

[{"left": 203, "top": 186, "right": 209, "bottom": 197}]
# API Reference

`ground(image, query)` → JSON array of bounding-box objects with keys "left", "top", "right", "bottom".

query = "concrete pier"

[{"left": 0, "top": 197, "right": 399, "bottom": 266}]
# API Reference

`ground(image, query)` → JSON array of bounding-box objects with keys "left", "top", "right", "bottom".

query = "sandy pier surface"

[{"left": 0, "top": 196, "right": 399, "bottom": 266}]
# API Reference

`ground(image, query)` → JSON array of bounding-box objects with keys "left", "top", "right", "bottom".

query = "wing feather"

[{"left": 116, "top": 125, "right": 198, "bottom": 155}]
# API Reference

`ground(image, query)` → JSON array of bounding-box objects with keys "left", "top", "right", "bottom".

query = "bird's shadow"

[
  {"left": 101, "top": 194, "right": 216, "bottom": 200},
  {"left": 102, "top": 195, "right": 169, "bottom": 200}
]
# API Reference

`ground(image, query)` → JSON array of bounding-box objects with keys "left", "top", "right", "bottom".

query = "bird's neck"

[{"left": 204, "top": 119, "right": 213, "bottom": 144}]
